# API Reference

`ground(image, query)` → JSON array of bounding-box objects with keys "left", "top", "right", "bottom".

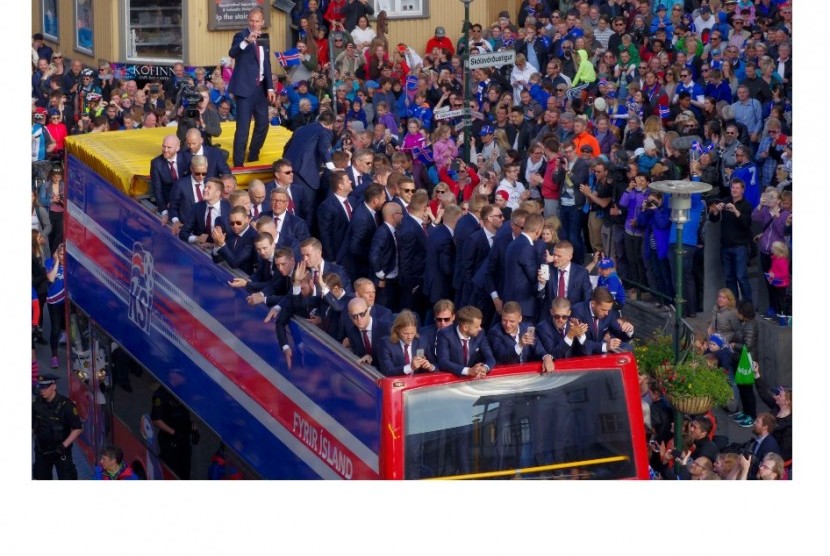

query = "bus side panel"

[{"left": 65, "top": 155, "right": 379, "bottom": 479}]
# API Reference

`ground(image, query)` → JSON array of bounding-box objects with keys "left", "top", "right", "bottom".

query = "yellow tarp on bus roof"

[{"left": 64, "top": 122, "right": 293, "bottom": 195}]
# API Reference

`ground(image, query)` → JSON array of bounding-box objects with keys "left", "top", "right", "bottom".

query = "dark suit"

[
  {"left": 246, "top": 257, "right": 290, "bottom": 300},
  {"left": 182, "top": 145, "right": 231, "bottom": 179},
  {"left": 418, "top": 324, "right": 442, "bottom": 362},
  {"left": 423, "top": 224, "right": 456, "bottom": 304},
  {"left": 503, "top": 234, "right": 540, "bottom": 319},
  {"left": 274, "top": 292, "right": 324, "bottom": 348},
  {"left": 150, "top": 152, "right": 187, "bottom": 215},
  {"left": 377, "top": 336, "right": 436, "bottom": 377},
  {"left": 570, "top": 300, "right": 633, "bottom": 355},
  {"left": 179, "top": 199, "right": 231, "bottom": 242},
  {"left": 460, "top": 228, "right": 492, "bottom": 308},
  {"left": 168, "top": 176, "right": 205, "bottom": 225},
  {"left": 748, "top": 434, "right": 782, "bottom": 479},
  {"left": 346, "top": 167, "right": 374, "bottom": 208},
  {"left": 264, "top": 180, "right": 312, "bottom": 228},
  {"left": 262, "top": 211, "right": 310, "bottom": 258},
  {"left": 436, "top": 326, "right": 496, "bottom": 376},
  {"left": 369, "top": 222, "right": 401, "bottom": 311},
  {"left": 536, "top": 317, "right": 577, "bottom": 360},
  {"left": 322, "top": 292, "right": 353, "bottom": 342},
  {"left": 340, "top": 303, "right": 393, "bottom": 340},
  {"left": 317, "top": 194, "right": 351, "bottom": 262},
  {"left": 472, "top": 222, "right": 514, "bottom": 302},
  {"left": 338, "top": 202, "right": 378, "bottom": 281},
  {"left": 282, "top": 121, "right": 332, "bottom": 191},
  {"left": 451, "top": 213, "right": 481, "bottom": 304},
  {"left": 487, "top": 321, "right": 546, "bottom": 365},
  {"left": 228, "top": 29, "right": 274, "bottom": 166},
  {"left": 214, "top": 224, "right": 257, "bottom": 274},
  {"left": 397, "top": 214, "right": 430, "bottom": 316},
  {"left": 540, "top": 263, "right": 593, "bottom": 311},
  {"left": 345, "top": 317, "right": 392, "bottom": 365}
]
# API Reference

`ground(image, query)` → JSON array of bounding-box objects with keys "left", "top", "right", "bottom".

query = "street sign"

[
  {"left": 434, "top": 108, "right": 465, "bottom": 121},
  {"left": 467, "top": 49, "right": 516, "bottom": 69}
]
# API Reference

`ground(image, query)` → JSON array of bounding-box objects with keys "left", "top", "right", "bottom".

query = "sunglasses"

[
  {"left": 435, "top": 317, "right": 453, "bottom": 323},
  {"left": 52, "top": 55, "right": 62, "bottom": 60},
  {"left": 553, "top": 314, "right": 570, "bottom": 320},
  {"left": 192, "top": 171, "right": 208, "bottom": 176},
  {"left": 229, "top": 220, "right": 245, "bottom": 226},
  {"left": 282, "top": 170, "right": 294, "bottom": 174},
  {"left": 400, "top": 188, "right": 415, "bottom": 193},
  {"left": 349, "top": 310, "right": 369, "bottom": 320}
]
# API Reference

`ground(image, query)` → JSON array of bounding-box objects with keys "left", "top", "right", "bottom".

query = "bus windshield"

[{"left": 404, "top": 370, "right": 638, "bottom": 480}]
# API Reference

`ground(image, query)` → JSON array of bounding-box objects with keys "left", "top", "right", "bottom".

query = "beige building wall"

[{"left": 32, "top": 1, "right": 522, "bottom": 68}]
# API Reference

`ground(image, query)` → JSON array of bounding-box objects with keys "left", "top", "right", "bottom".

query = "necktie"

[
  {"left": 462, "top": 338, "right": 469, "bottom": 364},
  {"left": 275, "top": 216, "right": 281, "bottom": 243},
  {"left": 753, "top": 439, "right": 761, "bottom": 456},
  {"left": 252, "top": 204, "right": 259, "bottom": 217},
  {"left": 287, "top": 194, "right": 296, "bottom": 214},
  {"left": 195, "top": 182, "right": 204, "bottom": 202},
  {"left": 168, "top": 160, "right": 177, "bottom": 181},
  {"left": 344, "top": 199, "right": 353, "bottom": 219},
  {"left": 362, "top": 329, "right": 372, "bottom": 354},
  {"left": 593, "top": 317, "right": 599, "bottom": 338},
  {"left": 558, "top": 269, "right": 566, "bottom": 298},
  {"left": 375, "top": 211, "right": 382, "bottom": 227},
  {"left": 422, "top": 221, "right": 429, "bottom": 236},
  {"left": 403, "top": 343, "right": 410, "bottom": 365},
  {"left": 205, "top": 205, "right": 213, "bottom": 230}
]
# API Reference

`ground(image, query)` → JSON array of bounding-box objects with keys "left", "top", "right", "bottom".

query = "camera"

[
  {"left": 646, "top": 200, "right": 657, "bottom": 208},
  {"left": 149, "top": 85, "right": 160, "bottom": 94},
  {"left": 670, "top": 449, "right": 682, "bottom": 459}
]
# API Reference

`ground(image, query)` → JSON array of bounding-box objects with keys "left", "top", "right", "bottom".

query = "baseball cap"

[
  {"left": 36, "top": 373, "right": 60, "bottom": 389},
  {"left": 580, "top": 144, "right": 594, "bottom": 154},
  {"left": 479, "top": 125, "right": 495, "bottom": 136},
  {"left": 364, "top": 80, "right": 380, "bottom": 89},
  {"left": 700, "top": 6, "right": 711, "bottom": 13},
  {"left": 296, "top": 80, "right": 309, "bottom": 88},
  {"left": 598, "top": 258, "right": 615, "bottom": 270},
  {"left": 47, "top": 108, "right": 60, "bottom": 117},
  {"left": 435, "top": 26, "right": 446, "bottom": 38},
  {"left": 81, "top": 68, "right": 95, "bottom": 77},
  {"left": 496, "top": 190, "right": 509, "bottom": 201},
  {"left": 656, "top": 5, "right": 666, "bottom": 11}
]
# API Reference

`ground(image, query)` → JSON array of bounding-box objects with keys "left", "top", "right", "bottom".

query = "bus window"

[{"left": 403, "top": 371, "right": 637, "bottom": 480}]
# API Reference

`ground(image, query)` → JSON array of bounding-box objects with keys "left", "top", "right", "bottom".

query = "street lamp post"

[
  {"left": 648, "top": 179, "right": 712, "bottom": 449},
  {"left": 460, "top": 0, "right": 474, "bottom": 163}
]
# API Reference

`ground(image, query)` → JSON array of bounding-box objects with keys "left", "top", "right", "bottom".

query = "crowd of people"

[{"left": 31, "top": 0, "right": 793, "bottom": 480}]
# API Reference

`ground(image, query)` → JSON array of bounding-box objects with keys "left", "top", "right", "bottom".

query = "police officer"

[
  {"left": 151, "top": 386, "right": 194, "bottom": 479},
  {"left": 32, "top": 373, "right": 82, "bottom": 480}
]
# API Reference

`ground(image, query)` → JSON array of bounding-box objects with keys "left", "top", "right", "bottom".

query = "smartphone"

[
  {"left": 415, "top": 348, "right": 425, "bottom": 358},
  {"left": 526, "top": 326, "right": 535, "bottom": 337}
]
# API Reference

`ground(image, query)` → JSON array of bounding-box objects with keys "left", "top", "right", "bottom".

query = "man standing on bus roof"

[
  {"left": 168, "top": 155, "right": 210, "bottom": 237},
  {"left": 150, "top": 134, "right": 187, "bottom": 224},
  {"left": 182, "top": 127, "right": 232, "bottom": 179},
  {"left": 437, "top": 305, "right": 496, "bottom": 378},
  {"left": 228, "top": 6, "right": 275, "bottom": 167},
  {"left": 346, "top": 296, "right": 391, "bottom": 367},
  {"left": 32, "top": 373, "right": 82, "bottom": 480}
]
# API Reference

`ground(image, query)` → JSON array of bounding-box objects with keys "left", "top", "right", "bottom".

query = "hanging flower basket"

[
  {"left": 634, "top": 332, "right": 734, "bottom": 408},
  {"left": 668, "top": 394, "right": 714, "bottom": 415}
]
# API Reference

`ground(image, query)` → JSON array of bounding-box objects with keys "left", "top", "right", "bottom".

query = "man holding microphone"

[{"left": 228, "top": 6, "right": 276, "bottom": 167}]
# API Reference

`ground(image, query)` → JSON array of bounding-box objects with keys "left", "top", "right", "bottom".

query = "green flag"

[{"left": 735, "top": 345, "right": 755, "bottom": 385}]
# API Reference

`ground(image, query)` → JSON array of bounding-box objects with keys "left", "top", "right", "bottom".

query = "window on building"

[
  {"left": 373, "top": 0, "right": 428, "bottom": 19},
  {"left": 75, "top": 0, "right": 93, "bottom": 54},
  {"left": 126, "top": 0, "right": 184, "bottom": 62},
  {"left": 42, "top": 0, "right": 60, "bottom": 42}
]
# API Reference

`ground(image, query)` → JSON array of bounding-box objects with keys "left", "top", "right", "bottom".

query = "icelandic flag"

[
  {"left": 658, "top": 104, "right": 670, "bottom": 119},
  {"left": 412, "top": 144, "right": 434, "bottom": 165},
  {"left": 275, "top": 48, "right": 302, "bottom": 68}
]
